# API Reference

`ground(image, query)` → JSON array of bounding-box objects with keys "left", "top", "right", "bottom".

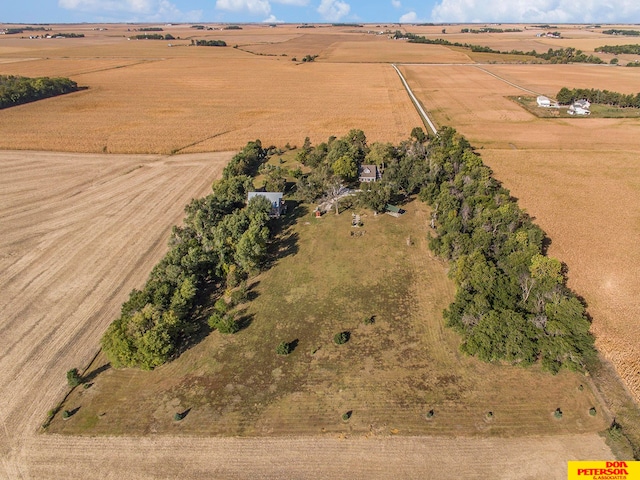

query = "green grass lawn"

[{"left": 49, "top": 200, "right": 607, "bottom": 437}]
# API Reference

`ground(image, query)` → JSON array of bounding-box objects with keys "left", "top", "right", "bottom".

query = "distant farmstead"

[
  {"left": 247, "top": 191, "right": 286, "bottom": 217},
  {"left": 537, "top": 95, "right": 558, "bottom": 108},
  {"left": 358, "top": 164, "right": 381, "bottom": 183}
]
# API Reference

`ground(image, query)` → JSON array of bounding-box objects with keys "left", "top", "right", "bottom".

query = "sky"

[{"left": 3, "top": 0, "right": 640, "bottom": 25}]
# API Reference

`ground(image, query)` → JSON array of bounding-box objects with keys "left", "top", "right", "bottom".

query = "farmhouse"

[
  {"left": 568, "top": 104, "right": 590, "bottom": 115},
  {"left": 358, "top": 164, "right": 381, "bottom": 183},
  {"left": 574, "top": 99, "right": 591, "bottom": 109},
  {"left": 247, "top": 191, "right": 286, "bottom": 217}
]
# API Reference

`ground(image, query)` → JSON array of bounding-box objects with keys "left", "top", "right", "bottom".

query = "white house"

[
  {"left": 574, "top": 99, "right": 591, "bottom": 109},
  {"left": 568, "top": 104, "right": 590, "bottom": 115}
]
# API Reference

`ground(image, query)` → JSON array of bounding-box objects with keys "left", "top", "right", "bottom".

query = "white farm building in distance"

[{"left": 537, "top": 95, "right": 559, "bottom": 108}]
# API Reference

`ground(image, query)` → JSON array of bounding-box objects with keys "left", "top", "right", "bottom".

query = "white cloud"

[
  {"left": 58, "top": 0, "right": 201, "bottom": 21},
  {"left": 391, "top": 0, "right": 401, "bottom": 7},
  {"left": 215, "top": 0, "right": 271, "bottom": 16},
  {"left": 430, "top": 0, "right": 640, "bottom": 23},
  {"left": 317, "top": 0, "right": 350, "bottom": 21},
  {"left": 272, "top": 0, "right": 309, "bottom": 5},
  {"left": 399, "top": 11, "right": 424, "bottom": 23},
  {"left": 263, "top": 14, "right": 285, "bottom": 22}
]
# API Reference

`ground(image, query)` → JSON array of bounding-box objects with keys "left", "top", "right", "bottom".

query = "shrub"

[
  {"left": 334, "top": 331, "right": 350, "bottom": 345},
  {"left": 363, "top": 315, "right": 375, "bottom": 325},
  {"left": 208, "top": 311, "right": 239, "bottom": 334},
  {"left": 342, "top": 411, "right": 352, "bottom": 421},
  {"left": 276, "top": 341, "right": 292, "bottom": 355},
  {"left": 554, "top": 408, "right": 563, "bottom": 419},
  {"left": 425, "top": 409, "right": 435, "bottom": 418},
  {"left": 66, "top": 368, "right": 83, "bottom": 387},
  {"left": 174, "top": 412, "right": 184, "bottom": 421},
  {"left": 62, "top": 410, "right": 71, "bottom": 419},
  {"left": 589, "top": 407, "right": 597, "bottom": 416}
]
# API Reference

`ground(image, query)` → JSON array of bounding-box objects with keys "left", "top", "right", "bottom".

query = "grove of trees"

[
  {"left": 556, "top": 86, "right": 640, "bottom": 108},
  {"left": 596, "top": 44, "right": 640, "bottom": 55},
  {"left": 0, "top": 75, "right": 79, "bottom": 109},
  {"left": 103, "top": 128, "right": 597, "bottom": 375},
  {"left": 296, "top": 127, "right": 596, "bottom": 373},
  {"left": 101, "top": 141, "right": 274, "bottom": 369}
]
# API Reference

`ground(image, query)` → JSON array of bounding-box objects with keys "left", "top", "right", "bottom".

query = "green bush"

[
  {"left": 174, "top": 412, "right": 184, "bottom": 421},
  {"left": 62, "top": 410, "right": 71, "bottom": 419},
  {"left": 66, "top": 368, "right": 82, "bottom": 387},
  {"left": 589, "top": 407, "right": 597, "bottom": 416},
  {"left": 334, "top": 331, "right": 350, "bottom": 345},
  {"left": 276, "top": 341, "right": 292, "bottom": 355},
  {"left": 554, "top": 408, "right": 563, "bottom": 419},
  {"left": 209, "top": 313, "right": 239, "bottom": 334},
  {"left": 363, "top": 315, "right": 375, "bottom": 325},
  {"left": 342, "top": 411, "right": 352, "bottom": 421}
]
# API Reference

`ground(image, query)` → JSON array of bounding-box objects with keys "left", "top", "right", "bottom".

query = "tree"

[
  {"left": 332, "top": 155, "right": 358, "bottom": 182},
  {"left": 411, "top": 126, "right": 427, "bottom": 143},
  {"left": 66, "top": 368, "right": 82, "bottom": 387},
  {"left": 323, "top": 177, "right": 345, "bottom": 214},
  {"left": 358, "top": 181, "right": 392, "bottom": 213}
]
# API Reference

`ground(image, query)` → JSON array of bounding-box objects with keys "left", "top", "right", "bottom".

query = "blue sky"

[{"left": 4, "top": 0, "right": 640, "bottom": 24}]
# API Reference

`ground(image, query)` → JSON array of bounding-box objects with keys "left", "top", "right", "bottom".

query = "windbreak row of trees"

[
  {"left": 419, "top": 128, "right": 596, "bottom": 373},
  {"left": 603, "top": 29, "right": 640, "bottom": 36},
  {"left": 296, "top": 127, "right": 596, "bottom": 373},
  {"left": 101, "top": 141, "right": 273, "bottom": 369},
  {"left": 394, "top": 32, "right": 605, "bottom": 64},
  {"left": 192, "top": 39, "right": 226, "bottom": 47},
  {"left": 130, "top": 33, "right": 175, "bottom": 40},
  {"left": 556, "top": 87, "right": 640, "bottom": 108},
  {"left": 0, "top": 75, "right": 78, "bottom": 109},
  {"left": 595, "top": 44, "right": 640, "bottom": 55}
]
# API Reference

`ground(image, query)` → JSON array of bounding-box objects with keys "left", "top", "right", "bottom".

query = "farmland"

[{"left": 1, "top": 22, "right": 639, "bottom": 478}]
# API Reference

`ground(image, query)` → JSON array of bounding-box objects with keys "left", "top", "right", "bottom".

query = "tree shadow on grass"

[
  {"left": 236, "top": 311, "right": 254, "bottom": 332},
  {"left": 264, "top": 201, "right": 307, "bottom": 267},
  {"left": 288, "top": 338, "right": 299, "bottom": 353},
  {"left": 83, "top": 363, "right": 111, "bottom": 383}
]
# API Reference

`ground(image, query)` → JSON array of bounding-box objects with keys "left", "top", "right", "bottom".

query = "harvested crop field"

[
  {"left": 0, "top": 26, "right": 422, "bottom": 154},
  {"left": 0, "top": 23, "right": 637, "bottom": 477},
  {"left": 0, "top": 150, "right": 615, "bottom": 479},
  {"left": 400, "top": 63, "right": 640, "bottom": 412}
]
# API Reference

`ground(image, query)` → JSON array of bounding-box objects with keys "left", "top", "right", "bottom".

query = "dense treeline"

[
  {"left": 52, "top": 32, "right": 84, "bottom": 38},
  {"left": 0, "top": 75, "right": 78, "bottom": 109},
  {"left": 420, "top": 128, "right": 595, "bottom": 372},
  {"left": 395, "top": 32, "right": 605, "bottom": 64},
  {"left": 130, "top": 33, "right": 175, "bottom": 40},
  {"left": 193, "top": 39, "right": 226, "bottom": 47},
  {"left": 556, "top": 87, "right": 640, "bottom": 107},
  {"left": 101, "top": 141, "right": 274, "bottom": 369},
  {"left": 460, "top": 28, "right": 522, "bottom": 33},
  {"left": 298, "top": 127, "right": 595, "bottom": 373},
  {"left": 595, "top": 44, "right": 640, "bottom": 55},
  {"left": 603, "top": 29, "right": 640, "bottom": 36}
]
